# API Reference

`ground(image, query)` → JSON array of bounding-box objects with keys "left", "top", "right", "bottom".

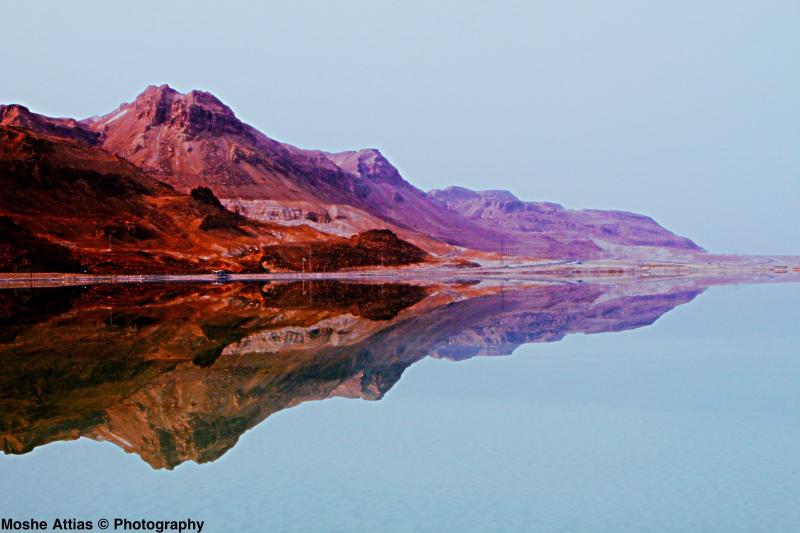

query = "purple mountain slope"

[{"left": 429, "top": 186, "right": 703, "bottom": 257}]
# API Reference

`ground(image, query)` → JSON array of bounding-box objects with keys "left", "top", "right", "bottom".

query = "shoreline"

[{"left": 2, "top": 258, "right": 799, "bottom": 289}]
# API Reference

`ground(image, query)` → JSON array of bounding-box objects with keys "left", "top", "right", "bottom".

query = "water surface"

[{"left": 1, "top": 280, "right": 798, "bottom": 531}]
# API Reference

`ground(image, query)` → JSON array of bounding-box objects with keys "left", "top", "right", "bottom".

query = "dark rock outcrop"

[
  {"left": 260, "top": 229, "right": 429, "bottom": 272},
  {"left": 0, "top": 216, "right": 82, "bottom": 273}
]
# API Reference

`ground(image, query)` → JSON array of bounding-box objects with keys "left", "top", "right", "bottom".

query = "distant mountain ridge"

[{"left": 429, "top": 186, "right": 701, "bottom": 253}]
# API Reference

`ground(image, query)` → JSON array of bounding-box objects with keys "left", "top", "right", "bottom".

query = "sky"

[{"left": 2, "top": 0, "right": 798, "bottom": 254}]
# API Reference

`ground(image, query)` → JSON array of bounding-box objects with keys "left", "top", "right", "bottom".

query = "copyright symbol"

[{"left": 98, "top": 518, "right": 109, "bottom": 529}]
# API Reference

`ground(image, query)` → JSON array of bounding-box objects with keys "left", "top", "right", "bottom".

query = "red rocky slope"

[{"left": 0, "top": 105, "right": 429, "bottom": 273}]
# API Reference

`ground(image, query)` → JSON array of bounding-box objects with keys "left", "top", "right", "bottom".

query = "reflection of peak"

[{"left": 0, "top": 280, "right": 705, "bottom": 469}]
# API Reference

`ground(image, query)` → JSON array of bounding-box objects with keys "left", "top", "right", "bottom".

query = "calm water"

[{"left": 1, "top": 280, "right": 798, "bottom": 532}]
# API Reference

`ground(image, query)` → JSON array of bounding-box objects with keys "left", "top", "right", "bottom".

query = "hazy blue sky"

[{"left": 2, "top": 1, "right": 798, "bottom": 254}]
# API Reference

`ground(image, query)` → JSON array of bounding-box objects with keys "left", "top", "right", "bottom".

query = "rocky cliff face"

[
  {"left": 260, "top": 229, "right": 429, "bottom": 272},
  {"left": 0, "top": 280, "right": 703, "bottom": 468}
]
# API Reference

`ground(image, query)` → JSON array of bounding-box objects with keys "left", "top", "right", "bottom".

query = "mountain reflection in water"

[{"left": 0, "top": 280, "right": 704, "bottom": 469}]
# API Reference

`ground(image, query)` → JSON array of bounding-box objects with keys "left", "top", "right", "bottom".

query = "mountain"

[
  {"left": 81, "top": 85, "right": 700, "bottom": 260},
  {"left": 0, "top": 85, "right": 705, "bottom": 272},
  {"left": 1, "top": 103, "right": 100, "bottom": 145},
  {"left": 0, "top": 280, "right": 703, "bottom": 468},
  {"left": 429, "top": 186, "right": 703, "bottom": 257},
  {"left": 80, "top": 85, "right": 460, "bottom": 253},
  {"left": 0, "top": 105, "right": 429, "bottom": 273}
]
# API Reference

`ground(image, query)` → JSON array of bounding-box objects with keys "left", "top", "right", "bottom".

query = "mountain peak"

[
  {"left": 139, "top": 83, "right": 178, "bottom": 96},
  {"left": 131, "top": 84, "right": 179, "bottom": 127},
  {"left": 106, "top": 84, "right": 242, "bottom": 136},
  {"left": 0, "top": 103, "right": 30, "bottom": 117},
  {"left": 428, "top": 186, "right": 480, "bottom": 202},
  {"left": 132, "top": 85, "right": 235, "bottom": 111},
  {"left": 1, "top": 103, "right": 100, "bottom": 145},
  {"left": 429, "top": 187, "right": 521, "bottom": 204},
  {"left": 185, "top": 89, "right": 233, "bottom": 113},
  {"left": 328, "top": 148, "right": 403, "bottom": 184}
]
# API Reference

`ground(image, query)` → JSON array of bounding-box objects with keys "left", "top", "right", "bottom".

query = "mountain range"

[{"left": 1, "top": 85, "right": 703, "bottom": 273}]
